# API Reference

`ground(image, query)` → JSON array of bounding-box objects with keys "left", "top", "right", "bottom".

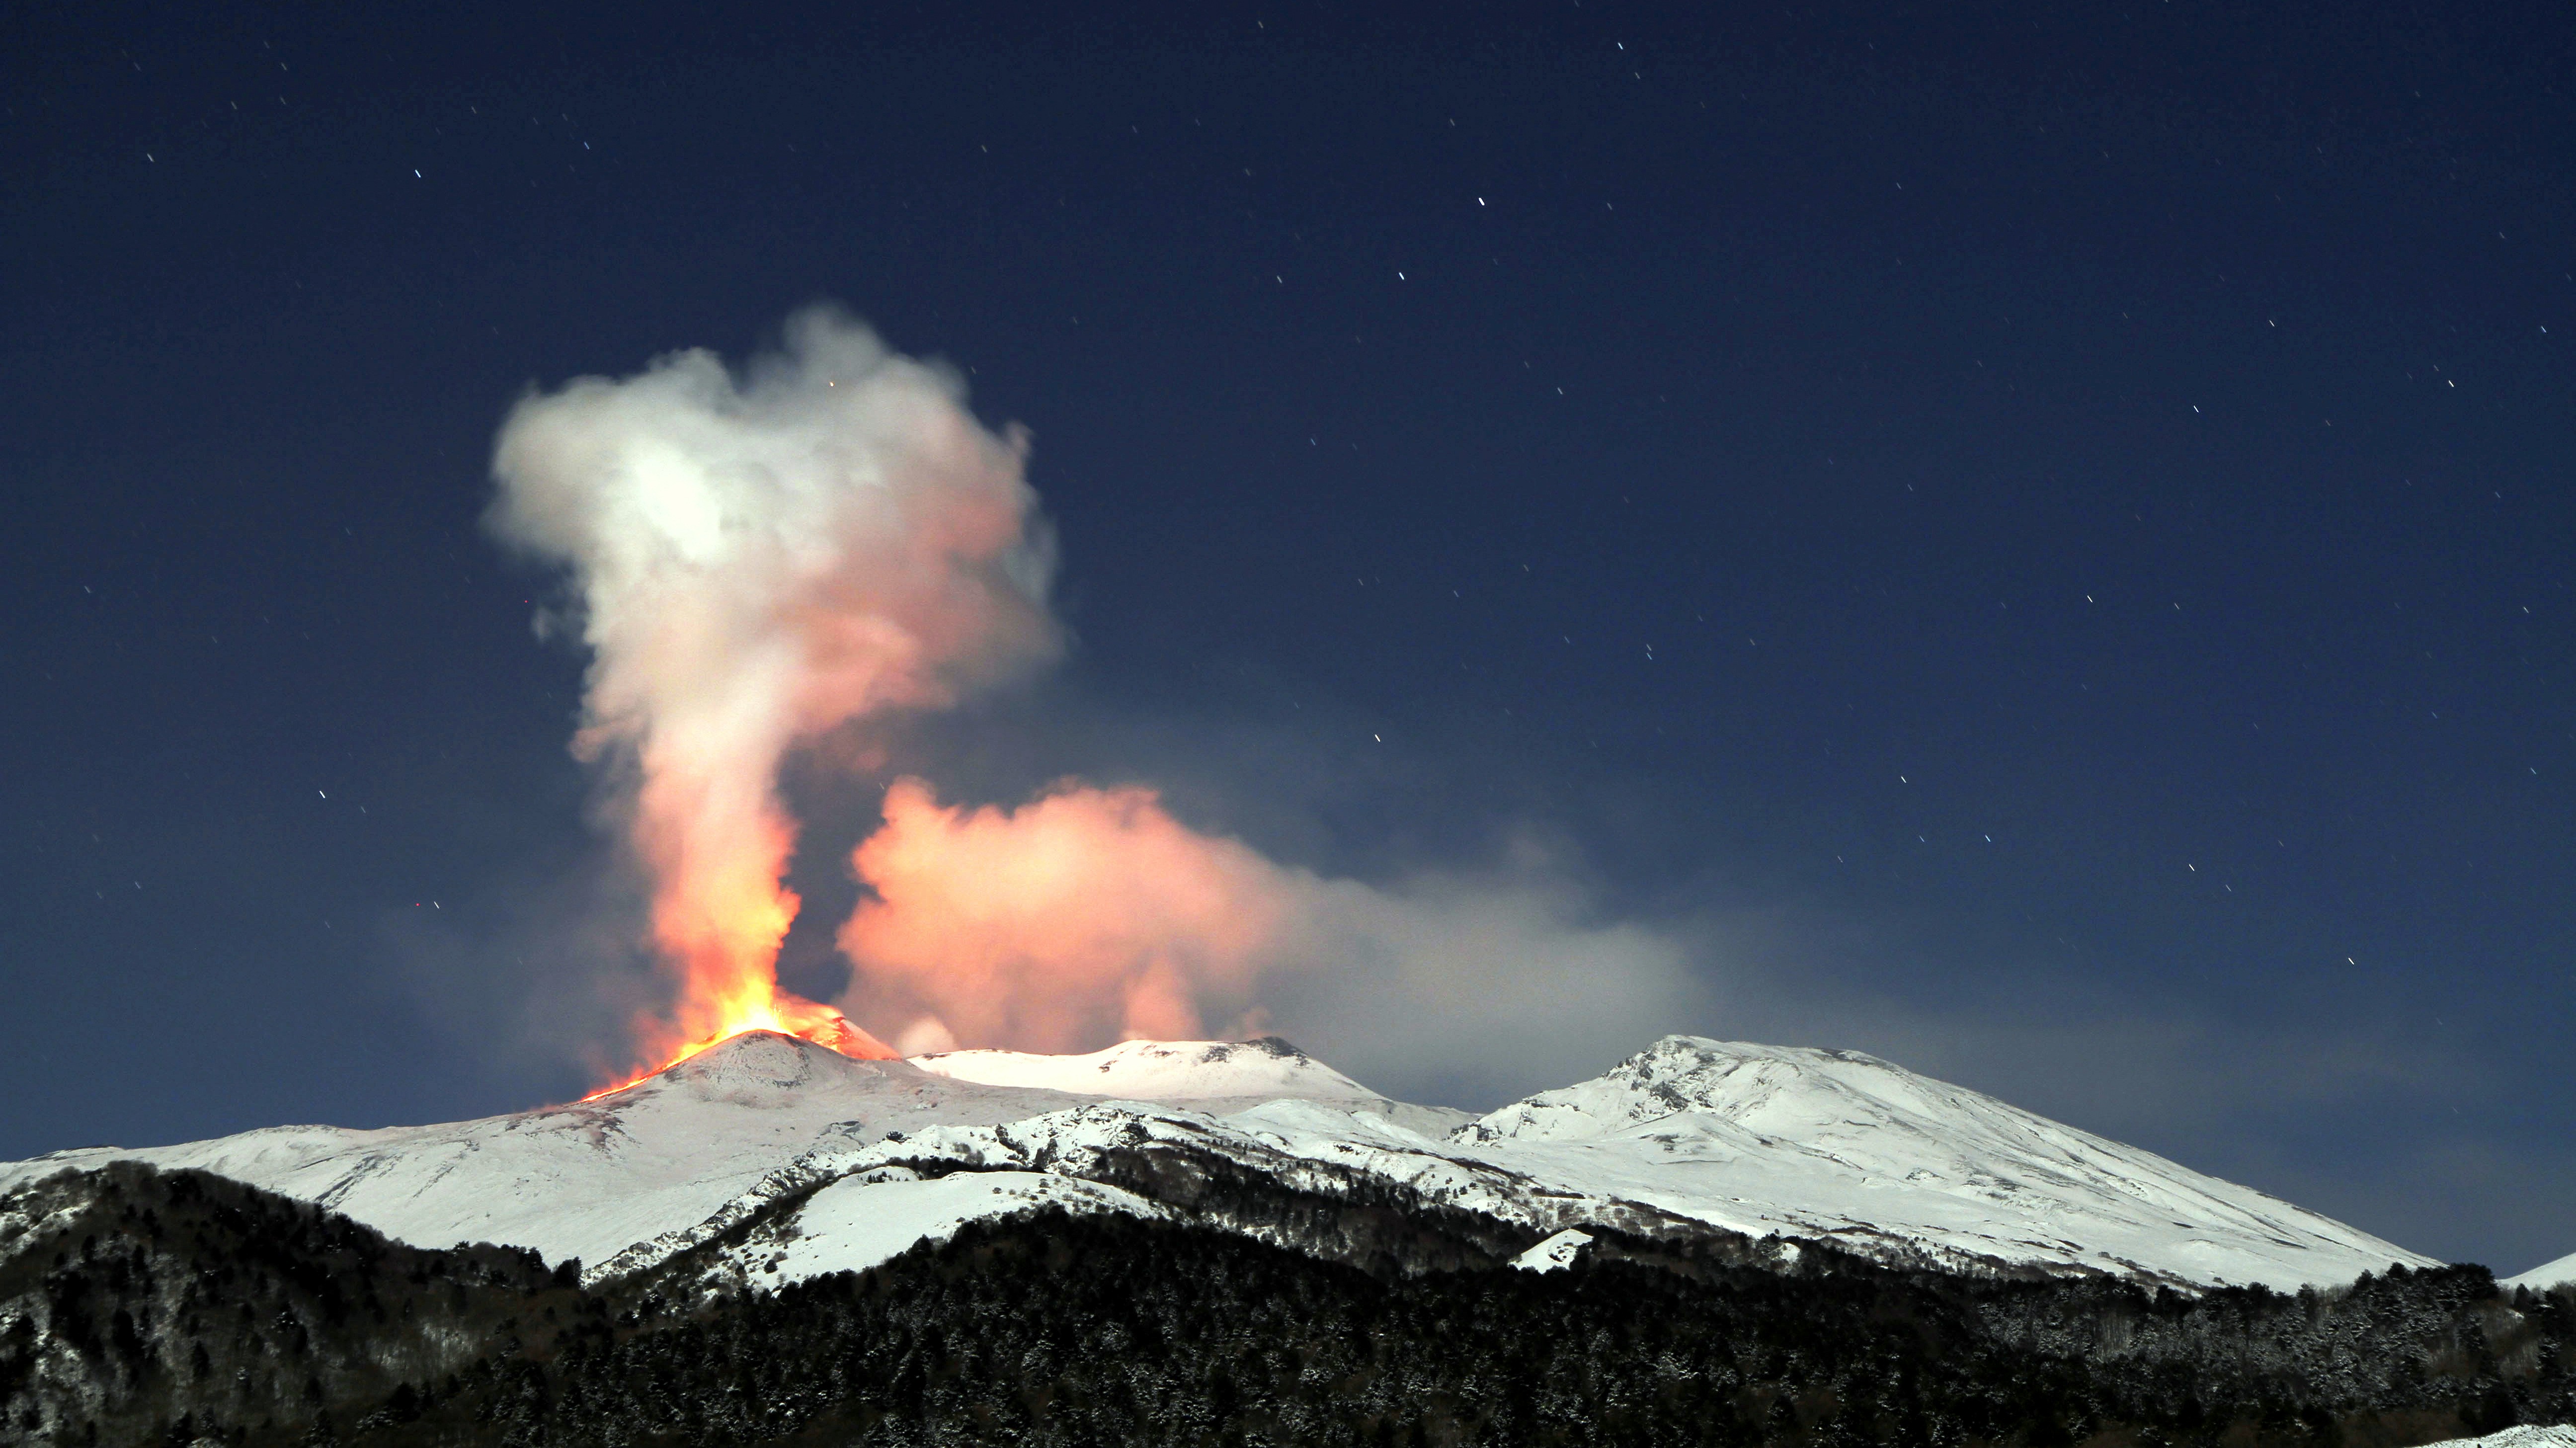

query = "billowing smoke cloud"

[
  {"left": 838, "top": 779, "right": 1707, "bottom": 1101},
  {"left": 838, "top": 780, "right": 1286, "bottom": 1051},
  {"left": 488, "top": 309, "right": 1059, "bottom": 1066},
  {"left": 486, "top": 306, "right": 1706, "bottom": 1099}
]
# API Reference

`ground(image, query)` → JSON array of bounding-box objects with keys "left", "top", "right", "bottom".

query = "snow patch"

[
  {"left": 1514, "top": 1228, "right": 1594, "bottom": 1273},
  {"left": 2419, "top": 1428, "right": 2576, "bottom": 1448},
  {"left": 700, "top": 1171, "right": 1167, "bottom": 1291}
]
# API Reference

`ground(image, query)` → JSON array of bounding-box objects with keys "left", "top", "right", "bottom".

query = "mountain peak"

[
  {"left": 909, "top": 1036, "right": 1378, "bottom": 1104},
  {"left": 1462, "top": 1036, "right": 1932, "bottom": 1144},
  {"left": 2503, "top": 1248, "right": 2576, "bottom": 1292},
  {"left": 1641, "top": 1033, "right": 1890, "bottom": 1066},
  {"left": 1236, "top": 1035, "right": 1308, "bottom": 1059},
  {"left": 628, "top": 1029, "right": 899, "bottom": 1106},
  {"left": 1450, "top": 1034, "right": 2433, "bottom": 1287}
]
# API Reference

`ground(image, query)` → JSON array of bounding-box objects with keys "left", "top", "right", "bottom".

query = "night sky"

[{"left": 5, "top": 3, "right": 2572, "bottom": 1272}]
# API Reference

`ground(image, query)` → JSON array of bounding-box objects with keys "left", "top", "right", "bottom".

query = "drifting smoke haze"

[
  {"left": 490, "top": 307, "right": 1706, "bottom": 1099},
  {"left": 838, "top": 778, "right": 1709, "bottom": 1103}
]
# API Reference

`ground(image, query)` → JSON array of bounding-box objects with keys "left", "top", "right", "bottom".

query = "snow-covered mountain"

[
  {"left": 2506, "top": 1250, "right": 2576, "bottom": 1293},
  {"left": 0, "top": 1033, "right": 1089, "bottom": 1272},
  {"left": 1448, "top": 1036, "right": 2433, "bottom": 1288},
  {"left": 0, "top": 1031, "right": 2435, "bottom": 1295}
]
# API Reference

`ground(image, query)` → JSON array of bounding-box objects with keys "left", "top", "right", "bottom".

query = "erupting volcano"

[
  {"left": 587, "top": 777, "right": 902, "bottom": 1092},
  {"left": 488, "top": 309, "right": 1061, "bottom": 1094},
  {"left": 588, "top": 979, "right": 897, "bottom": 1100}
]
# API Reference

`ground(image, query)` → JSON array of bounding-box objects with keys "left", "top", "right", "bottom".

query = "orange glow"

[
  {"left": 583, "top": 865, "right": 897, "bottom": 1099},
  {"left": 574, "top": 744, "right": 901, "bottom": 1099},
  {"left": 582, "top": 985, "right": 896, "bottom": 1100}
]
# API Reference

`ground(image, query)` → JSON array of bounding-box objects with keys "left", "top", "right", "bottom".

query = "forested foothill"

[{"left": 2, "top": 1164, "right": 2569, "bottom": 1447}]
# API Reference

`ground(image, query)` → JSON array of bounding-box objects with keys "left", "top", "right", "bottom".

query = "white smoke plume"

[{"left": 487, "top": 308, "right": 1059, "bottom": 1065}]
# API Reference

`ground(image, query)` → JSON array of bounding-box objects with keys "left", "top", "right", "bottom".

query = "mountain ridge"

[{"left": 0, "top": 1030, "right": 2437, "bottom": 1295}]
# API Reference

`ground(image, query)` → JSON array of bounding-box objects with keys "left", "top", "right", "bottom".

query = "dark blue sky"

[{"left": 4, "top": 3, "right": 2570, "bottom": 1270}]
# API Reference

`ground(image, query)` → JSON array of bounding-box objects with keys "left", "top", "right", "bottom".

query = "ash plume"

[
  {"left": 488, "top": 308, "right": 1059, "bottom": 1066},
  {"left": 487, "top": 305, "right": 1700, "bottom": 1097}
]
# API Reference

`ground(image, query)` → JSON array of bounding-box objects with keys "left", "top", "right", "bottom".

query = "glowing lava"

[{"left": 584, "top": 979, "right": 898, "bottom": 1101}]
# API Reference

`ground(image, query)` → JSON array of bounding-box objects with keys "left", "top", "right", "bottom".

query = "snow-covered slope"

[
  {"left": 2505, "top": 1250, "right": 2576, "bottom": 1292},
  {"left": 0, "top": 1030, "right": 2437, "bottom": 1295},
  {"left": 0, "top": 1033, "right": 1093, "bottom": 1272},
  {"left": 640, "top": 1094, "right": 1662, "bottom": 1295},
  {"left": 2418, "top": 1428, "right": 2576, "bottom": 1448},
  {"left": 912, "top": 1036, "right": 1470, "bottom": 1135},
  {"left": 699, "top": 1170, "right": 1171, "bottom": 1295},
  {"left": 1449, "top": 1036, "right": 2435, "bottom": 1289},
  {"left": 637, "top": 1038, "right": 2433, "bottom": 1294}
]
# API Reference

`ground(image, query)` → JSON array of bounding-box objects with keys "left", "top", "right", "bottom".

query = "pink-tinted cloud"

[
  {"left": 839, "top": 778, "right": 1287, "bottom": 1051},
  {"left": 837, "top": 778, "right": 1707, "bottom": 1100}
]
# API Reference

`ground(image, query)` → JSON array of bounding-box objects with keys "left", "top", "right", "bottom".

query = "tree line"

[{"left": 2, "top": 1162, "right": 2569, "bottom": 1447}]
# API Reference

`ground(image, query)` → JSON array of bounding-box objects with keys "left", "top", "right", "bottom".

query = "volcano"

[{"left": 0, "top": 1032, "right": 2433, "bottom": 1294}]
